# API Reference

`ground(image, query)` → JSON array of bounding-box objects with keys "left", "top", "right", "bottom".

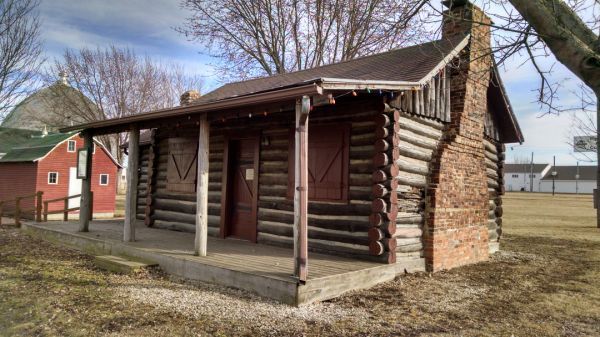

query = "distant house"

[
  {"left": 504, "top": 163, "right": 551, "bottom": 192},
  {"left": 539, "top": 166, "right": 596, "bottom": 194},
  {"left": 0, "top": 129, "right": 121, "bottom": 219}
]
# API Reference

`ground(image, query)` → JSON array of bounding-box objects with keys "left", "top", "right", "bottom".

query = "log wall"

[
  {"left": 134, "top": 98, "right": 384, "bottom": 260},
  {"left": 368, "top": 100, "right": 445, "bottom": 263},
  {"left": 484, "top": 138, "right": 505, "bottom": 247}
]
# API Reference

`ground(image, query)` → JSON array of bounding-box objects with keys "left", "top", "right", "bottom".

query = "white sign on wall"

[{"left": 574, "top": 136, "right": 597, "bottom": 152}]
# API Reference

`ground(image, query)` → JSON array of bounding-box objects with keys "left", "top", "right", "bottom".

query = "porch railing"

[
  {"left": 0, "top": 191, "right": 44, "bottom": 226},
  {"left": 43, "top": 192, "right": 93, "bottom": 222}
]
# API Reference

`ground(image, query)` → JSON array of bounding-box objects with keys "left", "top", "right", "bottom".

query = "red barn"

[{"left": 0, "top": 128, "right": 121, "bottom": 219}]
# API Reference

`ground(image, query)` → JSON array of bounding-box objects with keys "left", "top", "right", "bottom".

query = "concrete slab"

[{"left": 94, "top": 255, "right": 157, "bottom": 274}]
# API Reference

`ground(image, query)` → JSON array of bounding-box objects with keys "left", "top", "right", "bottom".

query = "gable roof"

[
  {"left": 0, "top": 132, "right": 77, "bottom": 162},
  {"left": 60, "top": 34, "right": 522, "bottom": 143},
  {"left": 0, "top": 127, "right": 43, "bottom": 154},
  {"left": 541, "top": 166, "right": 597, "bottom": 181},
  {"left": 198, "top": 36, "right": 468, "bottom": 104},
  {"left": 505, "top": 163, "right": 550, "bottom": 173}
]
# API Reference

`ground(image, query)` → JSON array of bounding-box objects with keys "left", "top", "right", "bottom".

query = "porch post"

[
  {"left": 195, "top": 114, "right": 209, "bottom": 256},
  {"left": 294, "top": 96, "right": 310, "bottom": 282},
  {"left": 124, "top": 124, "right": 140, "bottom": 242},
  {"left": 78, "top": 132, "right": 93, "bottom": 232}
]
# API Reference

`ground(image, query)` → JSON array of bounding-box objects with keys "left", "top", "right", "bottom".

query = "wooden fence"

[
  {"left": 43, "top": 192, "right": 93, "bottom": 222},
  {"left": 0, "top": 191, "right": 92, "bottom": 226},
  {"left": 0, "top": 191, "right": 43, "bottom": 226}
]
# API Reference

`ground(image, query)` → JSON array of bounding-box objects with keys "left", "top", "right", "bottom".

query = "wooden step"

[{"left": 94, "top": 255, "right": 157, "bottom": 274}]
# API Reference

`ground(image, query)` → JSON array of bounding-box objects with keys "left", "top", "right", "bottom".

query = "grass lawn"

[{"left": 1, "top": 192, "right": 599, "bottom": 336}]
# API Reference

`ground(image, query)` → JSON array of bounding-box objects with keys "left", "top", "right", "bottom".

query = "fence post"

[
  {"left": 89, "top": 192, "right": 94, "bottom": 221},
  {"left": 0, "top": 202, "right": 3, "bottom": 226},
  {"left": 15, "top": 197, "right": 21, "bottom": 227},
  {"left": 63, "top": 198, "right": 69, "bottom": 221},
  {"left": 36, "top": 192, "right": 43, "bottom": 223},
  {"left": 43, "top": 201, "right": 48, "bottom": 222}
]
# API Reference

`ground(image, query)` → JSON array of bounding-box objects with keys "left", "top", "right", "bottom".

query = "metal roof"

[{"left": 0, "top": 132, "right": 77, "bottom": 162}]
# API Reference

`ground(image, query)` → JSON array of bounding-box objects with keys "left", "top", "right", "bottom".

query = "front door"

[
  {"left": 68, "top": 167, "right": 82, "bottom": 208},
  {"left": 224, "top": 137, "right": 258, "bottom": 241}
]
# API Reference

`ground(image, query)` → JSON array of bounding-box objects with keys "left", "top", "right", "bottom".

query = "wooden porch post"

[
  {"left": 294, "top": 96, "right": 310, "bottom": 282},
  {"left": 79, "top": 132, "right": 93, "bottom": 232},
  {"left": 195, "top": 114, "right": 209, "bottom": 256},
  {"left": 124, "top": 124, "right": 140, "bottom": 242}
]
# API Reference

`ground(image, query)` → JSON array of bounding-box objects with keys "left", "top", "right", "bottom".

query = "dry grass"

[{"left": 1, "top": 192, "right": 599, "bottom": 336}]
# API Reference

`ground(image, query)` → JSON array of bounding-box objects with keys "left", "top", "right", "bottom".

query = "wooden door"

[{"left": 223, "top": 137, "right": 259, "bottom": 241}]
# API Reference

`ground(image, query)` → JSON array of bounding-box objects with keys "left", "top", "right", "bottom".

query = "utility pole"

[
  {"left": 552, "top": 155, "right": 556, "bottom": 196},
  {"left": 530, "top": 152, "right": 534, "bottom": 192},
  {"left": 575, "top": 161, "right": 580, "bottom": 194}
]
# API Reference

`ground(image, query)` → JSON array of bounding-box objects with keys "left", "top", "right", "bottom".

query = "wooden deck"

[{"left": 20, "top": 219, "right": 425, "bottom": 305}]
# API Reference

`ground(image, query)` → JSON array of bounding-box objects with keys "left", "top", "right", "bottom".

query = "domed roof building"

[{"left": 1, "top": 72, "right": 99, "bottom": 132}]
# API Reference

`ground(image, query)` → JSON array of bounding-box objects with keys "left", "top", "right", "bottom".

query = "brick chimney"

[
  {"left": 423, "top": 1, "right": 493, "bottom": 271},
  {"left": 180, "top": 90, "right": 201, "bottom": 106}
]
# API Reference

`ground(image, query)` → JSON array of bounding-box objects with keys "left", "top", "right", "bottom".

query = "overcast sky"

[{"left": 38, "top": 0, "right": 596, "bottom": 167}]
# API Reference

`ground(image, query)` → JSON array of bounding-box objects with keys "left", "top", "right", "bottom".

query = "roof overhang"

[
  {"left": 490, "top": 60, "right": 524, "bottom": 144},
  {"left": 60, "top": 83, "right": 324, "bottom": 135}
]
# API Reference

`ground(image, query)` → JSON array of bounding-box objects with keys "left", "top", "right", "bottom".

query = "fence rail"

[
  {"left": 0, "top": 191, "right": 43, "bottom": 226},
  {"left": 0, "top": 192, "right": 92, "bottom": 226},
  {"left": 43, "top": 192, "right": 93, "bottom": 222}
]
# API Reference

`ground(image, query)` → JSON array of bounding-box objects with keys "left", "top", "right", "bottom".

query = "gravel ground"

[{"left": 111, "top": 272, "right": 373, "bottom": 336}]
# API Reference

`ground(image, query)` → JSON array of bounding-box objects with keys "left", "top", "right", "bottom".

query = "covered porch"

[{"left": 21, "top": 219, "right": 424, "bottom": 305}]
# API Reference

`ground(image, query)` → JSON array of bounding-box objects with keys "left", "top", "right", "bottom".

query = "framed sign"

[
  {"left": 77, "top": 148, "right": 89, "bottom": 179},
  {"left": 574, "top": 136, "right": 597, "bottom": 152}
]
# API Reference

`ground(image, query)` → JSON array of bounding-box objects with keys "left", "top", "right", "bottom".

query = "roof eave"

[{"left": 60, "top": 83, "right": 324, "bottom": 134}]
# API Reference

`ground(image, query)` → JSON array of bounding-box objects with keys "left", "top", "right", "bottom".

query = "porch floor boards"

[
  {"left": 20, "top": 219, "right": 426, "bottom": 305},
  {"left": 22, "top": 219, "right": 378, "bottom": 280}
]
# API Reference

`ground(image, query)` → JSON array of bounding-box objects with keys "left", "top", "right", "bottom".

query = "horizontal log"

[
  {"left": 392, "top": 226, "right": 422, "bottom": 239},
  {"left": 350, "top": 145, "right": 374, "bottom": 160},
  {"left": 396, "top": 171, "right": 427, "bottom": 189},
  {"left": 397, "top": 142, "right": 434, "bottom": 162},
  {"left": 351, "top": 132, "right": 375, "bottom": 147},
  {"left": 258, "top": 220, "right": 370, "bottom": 246},
  {"left": 258, "top": 208, "right": 370, "bottom": 232},
  {"left": 260, "top": 173, "right": 288, "bottom": 185},
  {"left": 257, "top": 199, "right": 371, "bottom": 216},
  {"left": 396, "top": 212, "right": 423, "bottom": 225},
  {"left": 152, "top": 221, "right": 221, "bottom": 236},
  {"left": 396, "top": 155, "right": 429, "bottom": 176},
  {"left": 260, "top": 161, "right": 288, "bottom": 173},
  {"left": 397, "top": 115, "right": 443, "bottom": 140},
  {"left": 257, "top": 232, "right": 369, "bottom": 257},
  {"left": 397, "top": 128, "right": 439, "bottom": 151}
]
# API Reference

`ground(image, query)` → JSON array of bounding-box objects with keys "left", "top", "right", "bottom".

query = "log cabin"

[{"left": 61, "top": 1, "right": 522, "bottom": 287}]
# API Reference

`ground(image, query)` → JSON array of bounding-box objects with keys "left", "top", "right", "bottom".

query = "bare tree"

[
  {"left": 178, "top": 0, "right": 432, "bottom": 80},
  {"left": 45, "top": 46, "right": 204, "bottom": 164},
  {"left": 0, "top": 0, "right": 43, "bottom": 120}
]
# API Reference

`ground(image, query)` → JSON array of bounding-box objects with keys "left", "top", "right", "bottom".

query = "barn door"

[
  {"left": 167, "top": 138, "right": 198, "bottom": 194},
  {"left": 222, "top": 136, "right": 259, "bottom": 241},
  {"left": 287, "top": 124, "right": 349, "bottom": 202}
]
